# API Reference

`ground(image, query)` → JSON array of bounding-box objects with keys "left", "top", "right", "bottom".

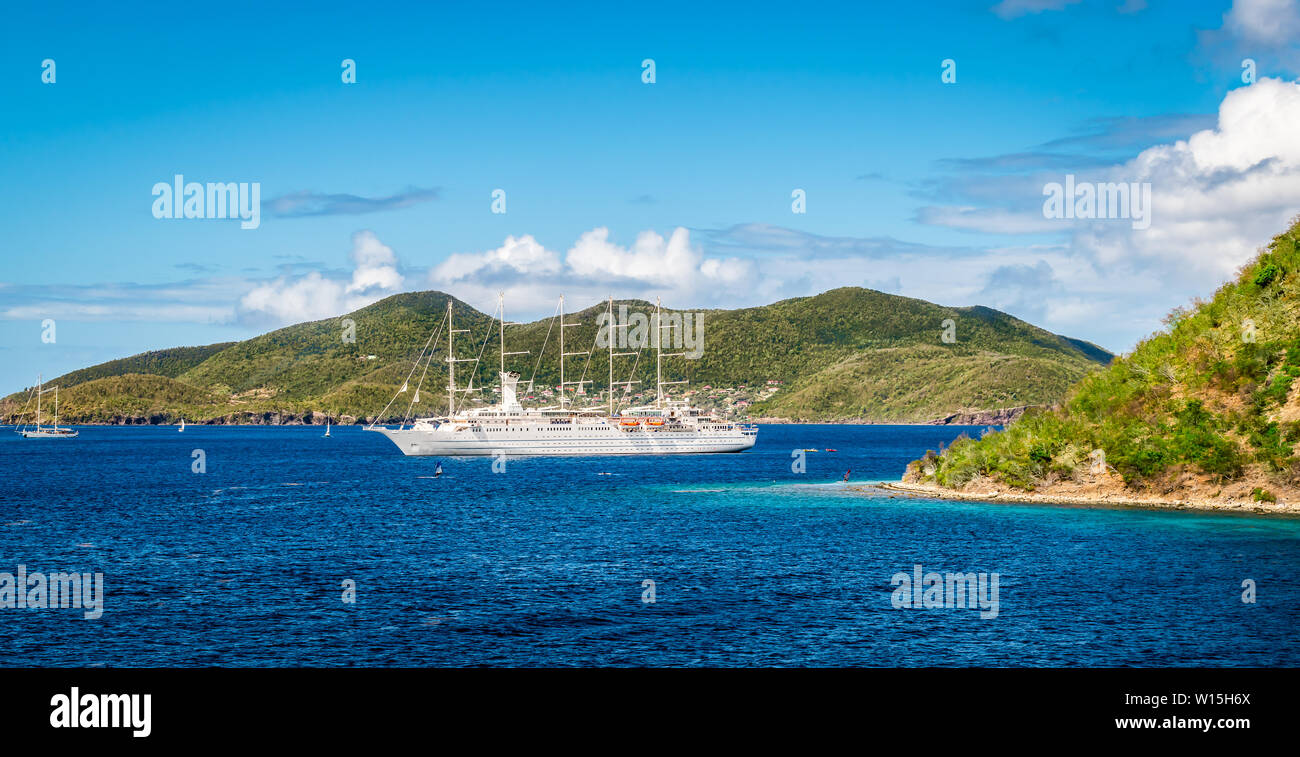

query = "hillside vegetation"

[
  {"left": 907, "top": 217, "right": 1300, "bottom": 503},
  {"left": 13, "top": 374, "right": 229, "bottom": 424},
  {"left": 2, "top": 287, "right": 1111, "bottom": 424},
  {"left": 40, "top": 344, "right": 235, "bottom": 387}
]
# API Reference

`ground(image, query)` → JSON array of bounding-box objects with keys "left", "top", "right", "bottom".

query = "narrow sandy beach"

[{"left": 859, "top": 481, "right": 1300, "bottom": 517}]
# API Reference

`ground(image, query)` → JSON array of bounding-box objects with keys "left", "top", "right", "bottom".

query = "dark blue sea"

[{"left": 1, "top": 424, "right": 1297, "bottom": 667}]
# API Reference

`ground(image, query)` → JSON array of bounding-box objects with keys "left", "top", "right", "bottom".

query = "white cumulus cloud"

[
  {"left": 429, "top": 227, "right": 755, "bottom": 316},
  {"left": 1078, "top": 77, "right": 1300, "bottom": 277},
  {"left": 238, "top": 230, "right": 405, "bottom": 325},
  {"left": 431, "top": 234, "right": 562, "bottom": 283}
]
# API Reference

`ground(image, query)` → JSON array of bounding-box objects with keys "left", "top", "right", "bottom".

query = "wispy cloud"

[
  {"left": 1038, "top": 113, "right": 1217, "bottom": 154},
  {"left": 1197, "top": 0, "right": 1300, "bottom": 73},
  {"left": 991, "top": 0, "right": 1083, "bottom": 21},
  {"left": 1220, "top": 0, "right": 1300, "bottom": 47},
  {"left": 174, "top": 262, "right": 218, "bottom": 274},
  {"left": 936, "top": 152, "right": 1112, "bottom": 173},
  {"left": 0, "top": 278, "right": 247, "bottom": 324},
  {"left": 913, "top": 206, "right": 1061, "bottom": 234},
  {"left": 698, "top": 223, "right": 979, "bottom": 260},
  {"left": 267, "top": 187, "right": 439, "bottom": 217},
  {"left": 0, "top": 232, "right": 409, "bottom": 329}
]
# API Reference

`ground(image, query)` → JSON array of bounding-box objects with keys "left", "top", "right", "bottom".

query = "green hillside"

[
  {"left": 2, "top": 287, "right": 1112, "bottom": 424},
  {"left": 15, "top": 374, "right": 227, "bottom": 424},
  {"left": 39, "top": 343, "right": 235, "bottom": 390},
  {"left": 907, "top": 217, "right": 1300, "bottom": 501},
  {"left": 755, "top": 345, "right": 1088, "bottom": 422}
]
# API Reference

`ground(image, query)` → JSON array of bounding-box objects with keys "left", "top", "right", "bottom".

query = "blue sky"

[{"left": 3, "top": 0, "right": 1300, "bottom": 393}]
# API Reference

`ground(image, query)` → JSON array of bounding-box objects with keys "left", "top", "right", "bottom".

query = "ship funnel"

[{"left": 500, "top": 371, "right": 523, "bottom": 411}]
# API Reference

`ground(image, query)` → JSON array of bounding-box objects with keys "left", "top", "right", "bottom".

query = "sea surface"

[{"left": 1, "top": 423, "right": 1297, "bottom": 667}]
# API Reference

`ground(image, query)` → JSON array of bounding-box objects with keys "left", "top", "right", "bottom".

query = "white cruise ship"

[{"left": 369, "top": 295, "right": 757, "bottom": 456}]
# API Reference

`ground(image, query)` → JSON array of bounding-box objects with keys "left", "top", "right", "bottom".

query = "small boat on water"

[
  {"left": 179, "top": 418, "right": 186, "bottom": 432},
  {"left": 434, "top": 462, "right": 443, "bottom": 477},
  {"left": 324, "top": 418, "right": 331, "bottom": 438},
  {"left": 17, "top": 374, "right": 78, "bottom": 439}
]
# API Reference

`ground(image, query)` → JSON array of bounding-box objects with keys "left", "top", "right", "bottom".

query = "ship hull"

[
  {"left": 372, "top": 426, "right": 756, "bottom": 456},
  {"left": 20, "top": 429, "right": 78, "bottom": 438}
]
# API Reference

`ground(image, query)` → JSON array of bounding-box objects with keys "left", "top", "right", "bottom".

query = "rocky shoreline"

[
  {"left": 864, "top": 480, "right": 1299, "bottom": 516},
  {"left": 26, "top": 409, "right": 1029, "bottom": 427},
  {"left": 747, "top": 406, "right": 1031, "bottom": 425},
  {"left": 81, "top": 412, "right": 368, "bottom": 426},
  {"left": 927, "top": 405, "right": 1041, "bottom": 426}
]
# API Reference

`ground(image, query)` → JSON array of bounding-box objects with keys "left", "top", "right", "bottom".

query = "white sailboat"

[
  {"left": 179, "top": 418, "right": 186, "bottom": 432},
  {"left": 367, "top": 294, "right": 757, "bottom": 456},
  {"left": 19, "top": 374, "right": 78, "bottom": 439},
  {"left": 324, "top": 417, "right": 331, "bottom": 437}
]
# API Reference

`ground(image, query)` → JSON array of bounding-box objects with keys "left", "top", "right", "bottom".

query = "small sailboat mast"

[{"left": 21, "top": 373, "right": 78, "bottom": 438}]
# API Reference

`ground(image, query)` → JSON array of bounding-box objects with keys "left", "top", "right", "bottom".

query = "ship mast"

[
  {"left": 653, "top": 298, "right": 688, "bottom": 410},
  {"left": 655, "top": 299, "right": 662, "bottom": 408},
  {"left": 608, "top": 297, "right": 614, "bottom": 416},
  {"left": 446, "top": 301, "right": 455, "bottom": 416},
  {"left": 605, "top": 297, "right": 637, "bottom": 415},
  {"left": 559, "top": 295, "right": 565, "bottom": 408},
  {"left": 558, "top": 294, "right": 591, "bottom": 409},
  {"left": 497, "top": 292, "right": 529, "bottom": 402},
  {"left": 445, "top": 301, "right": 474, "bottom": 416}
]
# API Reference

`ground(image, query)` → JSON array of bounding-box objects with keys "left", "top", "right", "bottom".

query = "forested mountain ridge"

[{"left": 2, "top": 287, "right": 1112, "bottom": 424}]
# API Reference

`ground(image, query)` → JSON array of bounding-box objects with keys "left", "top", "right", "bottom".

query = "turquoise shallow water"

[{"left": 0, "top": 423, "right": 1297, "bottom": 667}]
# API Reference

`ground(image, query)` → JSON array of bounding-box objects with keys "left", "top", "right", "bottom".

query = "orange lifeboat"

[
  {"left": 619, "top": 418, "right": 640, "bottom": 427},
  {"left": 645, "top": 417, "right": 665, "bottom": 426}
]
